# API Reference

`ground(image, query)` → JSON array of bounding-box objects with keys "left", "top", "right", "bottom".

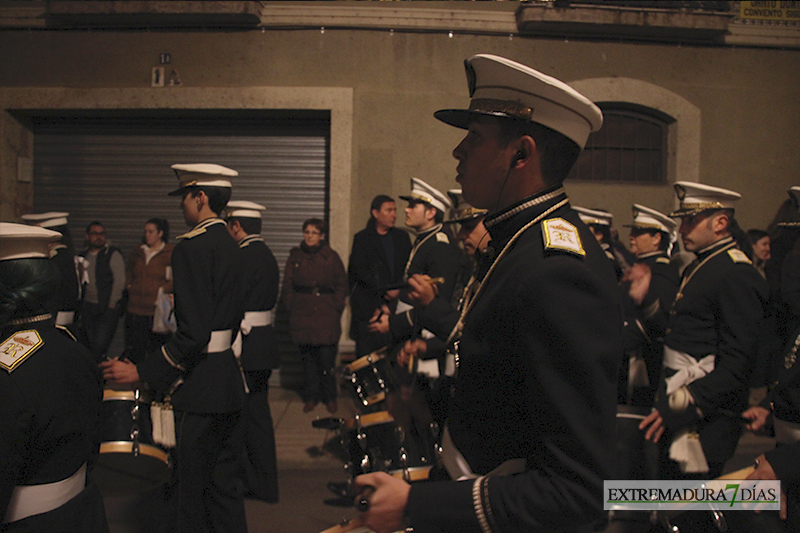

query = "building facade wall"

[{"left": 1, "top": 25, "right": 798, "bottom": 247}]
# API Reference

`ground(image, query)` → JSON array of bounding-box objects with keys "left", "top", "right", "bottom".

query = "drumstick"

[
  {"left": 319, "top": 517, "right": 365, "bottom": 533},
  {"left": 378, "top": 277, "right": 445, "bottom": 292}
]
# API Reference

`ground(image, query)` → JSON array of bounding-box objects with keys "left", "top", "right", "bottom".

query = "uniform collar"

[
  {"left": 239, "top": 234, "right": 264, "bottom": 248},
  {"left": 484, "top": 186, "right": 568, "bottom": 243},
  {"left": 637, "top": 250, "right": 668, "bottom": 261},
  {"left": 695, "top": 235, "right": 735, "bottom": 259}
]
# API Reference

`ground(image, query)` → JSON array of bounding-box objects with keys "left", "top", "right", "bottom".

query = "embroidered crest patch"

[
  {"left": 0, "top": 330, "right": 44, "bottom": 373},
  {"left": 728, "top": 249, "right": 752, "bottom": 265},
  {"left": 542, "top": 218, "right": 585, "bottom": 256},
  {"left": 436, "top": 232, "right": 450, "bottom": 244}
]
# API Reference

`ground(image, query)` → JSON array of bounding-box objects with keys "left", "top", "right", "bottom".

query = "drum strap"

[
  {"left": 774, "top": 418, "right": 800, "bottom": 445},
  {"left": 4, "top": 463, "right": 86, "bottom": 524},
  {"left": 440, "top": 425, "right": 525, "bottom": 481},
  {"left": 55, "top": 311, "right": 75, "bottom": 326}
]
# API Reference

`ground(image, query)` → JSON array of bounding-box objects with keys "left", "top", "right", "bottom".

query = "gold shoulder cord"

[
  {"left": 671, "top": 240, "right": 736, "bottom": 312},
  {"left": 444, "top": 198, "right": 570, "bottom": 353}
]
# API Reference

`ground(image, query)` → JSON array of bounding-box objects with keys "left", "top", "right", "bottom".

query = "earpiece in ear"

[{"left": 511, "top": 151, "right": 524, "bottom": 167}]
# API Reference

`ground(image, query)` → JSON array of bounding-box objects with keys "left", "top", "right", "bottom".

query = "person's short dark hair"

[
  {"left": 747, "top": 228, "right": 769, "bottom": 245},
  {"left": 631, "top": 227, "right": 670, "bottom": 252},
  {"left": 370, "top": 195, "right": 395, "bottom": 214},
  {"left": 433, "top": 208, "right": 444, "bottom": 225},
  {"left": 303, "top": 218, "right": 327, "bottom": 236},
  {"left": 86, "top": 221, "right": 104, "bottom": 234},
  {"left": 146, "top": 217, "right": 170, "bottom": 243},
  {"left": 590, "top": 223, "right": 612, "bottom": 245},
  {"left": 495, "top": 118, "right": 581, "bottom": 187},
  {"left": 0, "top": 258, "right": 61, "bottom": 323},
  {"left": 187, "top": 187, "right": 231, "bottom": 215},
  {"left": 231, "top": 217, "right": 262, "bottom": 236}
]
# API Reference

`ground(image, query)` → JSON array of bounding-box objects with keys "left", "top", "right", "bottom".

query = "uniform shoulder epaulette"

[
  {"left": 176, "top": 226, "right": 207, "bottom": 241},
  {"left": 0, "top": 329, "right": 44, "bottom": 373},
  {"left": 541, "top": 218, "right": 585, "bottom": 257},
  {"left": 56, "top": 324, "right": 77, "bottom": 341},
  {"left": 728, "top": 249, "right": 752, "bottom": 265},
  {"left": 435, "top": 232, "right": 450, "bottom": 244},
  {"left": 656, "top": 257, "right": 671, "bottom": 265}
]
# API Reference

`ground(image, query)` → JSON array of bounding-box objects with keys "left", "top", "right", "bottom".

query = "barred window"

[{"left": 568, "top": 103, "right": 673, "bottom": 184}]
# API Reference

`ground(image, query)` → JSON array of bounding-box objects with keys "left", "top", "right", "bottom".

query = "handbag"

[{"left": 152, "top": 287, "right": 177, "bottom": 334}]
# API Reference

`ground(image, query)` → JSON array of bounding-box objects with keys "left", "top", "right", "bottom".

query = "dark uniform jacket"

[
  {"left": 137, "top": 218, "right": 246, "bottom": 414},
  {"left": 0, "top": 317, "right": 107, "bottom": 532},
  {"left": 664, "top": 236, "right": 769, "bottom": 464},
  {"left": 405, "top": 187, "right": 622, "bottom": 533},
  {"left": 621, "top": 251, "right": 679, "bottom": 405},
  {"left": 388, "top": 224, "right": 462, "bottom": 341},
  {"left": 754, "top": 327, "right": 800, "bottom": 528},
  {"left": 348, "top": 225, "right": 412, "bottom": 325},
  {"left": 238, "top": 235, "right": 280, "bottom": 371}
]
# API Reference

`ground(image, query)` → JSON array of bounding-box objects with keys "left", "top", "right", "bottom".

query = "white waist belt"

[
  {"left": 4, "top": 463, "right": 86, "bottom": 524},
  {"left": 55, "top": 311, "right": 75, "bottom": 326},
  {"left": 440, "top": 425, "right": 526, "bottom": 481},
  {"left": 775, "top": 418, "right": 800, "bottom": 445},
  {"left": 204, "top": 330, "right": 232, "bottom": 353},
  {"left": 663, "top": 345, "right": 715, "bottom": 396},
  {"left": 240, "top": 310, "right": 272, "bottom": 335}
]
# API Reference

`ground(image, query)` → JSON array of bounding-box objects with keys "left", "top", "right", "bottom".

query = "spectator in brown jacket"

[
  {"left": 124, "top": 218, "right": 174, "bottom": 363},
  {"left": 282, "top": 218, "right": 347, "bottom": 413}
]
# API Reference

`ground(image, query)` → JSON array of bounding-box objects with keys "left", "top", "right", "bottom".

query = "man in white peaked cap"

[
  {"left": 101, "top": 163, "right": 248, "bottom": 533},
  {"left": 20, "top": 212, "right": 80, "bottom": 328},
  {"left": 369, "top": 177, "right": 462, "bottom": 344},
  {"left": 574, "top": 206, "right": 627, "bottom": 280},
  {"left": 0, "top": 223, "right": 108, "bottom": 532},
  {"left": 355, "top": 55, "right": 622, "bottom": 533},
  {"left": 225, "top": 200, "right": 280, "bottom": 503},
  {"left": 641, "top": 182, "right": 768, "bottom": 480}
]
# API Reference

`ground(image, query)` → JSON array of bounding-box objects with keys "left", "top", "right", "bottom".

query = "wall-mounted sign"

[{"left": 740, "top": 1, "right": 800, "bottom": 22}]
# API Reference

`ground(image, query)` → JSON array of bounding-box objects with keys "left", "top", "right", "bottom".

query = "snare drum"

[
  {"left": 343, "top": 349, "right": 394, "bottom": 410},
  {"left": 342, "top": 411, "right": 435, "bottom": 479},
  {"left": 93, "top": 389, "right": 171, "bottom": 494},
  {"left": 342, "top": 411, "right": 400, "bottom": 477}
]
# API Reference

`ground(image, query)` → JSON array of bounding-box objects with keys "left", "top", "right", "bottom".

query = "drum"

[
  {"left": 343, "top": 349, "right": 394, "bottom": 411},
  {"left": 93, "top": 389, "right": 171, "bottom": 494},
  {"left": 342, "top": 411, "right": 400, "bottom": 478},
  {"left": 341, "top": 411, "right": 436, "bottom": 479}
]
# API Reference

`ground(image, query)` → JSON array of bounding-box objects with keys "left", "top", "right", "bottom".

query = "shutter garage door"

[{"left": 29, "top": 110, "right": 330, "bottom": 390}]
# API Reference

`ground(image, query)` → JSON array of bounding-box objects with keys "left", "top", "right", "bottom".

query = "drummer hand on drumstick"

[
  {"left": 639, "top": 409, "right": 665, "bottom": 443},
  {"left": 746, "top": 454, "right": 787, "bottom": 520},
  {"left": 623, "top": 263, "right": 651, "bottom": 306},
  {"left": 353, "top": 472, "right": 411, "bottom": 533},
  {"left": 406, "top": 274, "right": 438, "bottom": 308},
  {"left": 367, "top": 304, "right": 391, "bottom": 334},
  {"left": 741, "top": 405, "right": 771, "bottom": 433},
  {"left": 396, "top": 338, "right": 428, "bottom": 371},
  {"left": 99, "top": 358, "right": 141, "bottom": 385}
]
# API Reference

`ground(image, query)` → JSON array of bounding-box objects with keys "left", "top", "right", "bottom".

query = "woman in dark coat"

[
  {"left": 0, "top": 223, "right": 108, "bottom": 533},
  {"left": 282, "top": 218, "right": 347, "bottom": 413}
]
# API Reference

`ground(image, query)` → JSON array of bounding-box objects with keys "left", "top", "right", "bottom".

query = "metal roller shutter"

[{"left": 31, "top": 112, "right": 330, "bottom": 390}]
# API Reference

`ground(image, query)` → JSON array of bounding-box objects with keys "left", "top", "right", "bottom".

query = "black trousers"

[{"left": 161, "top": 410, "right": 247, "bottom": 533}]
